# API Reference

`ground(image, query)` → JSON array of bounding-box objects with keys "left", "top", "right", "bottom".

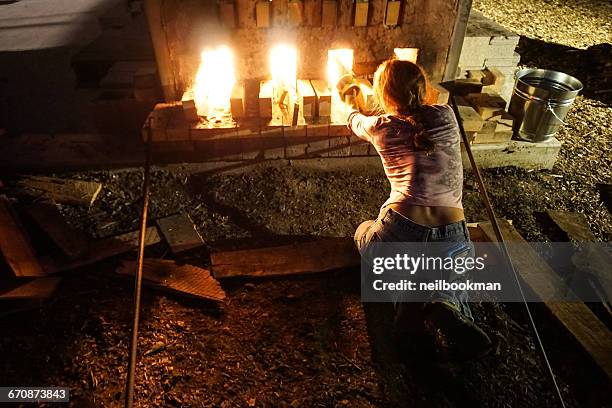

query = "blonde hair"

[{"left": 373, "top": 59, "right": 434, "bottom": 151}]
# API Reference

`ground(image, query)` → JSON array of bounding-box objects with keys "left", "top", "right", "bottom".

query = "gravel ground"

[
  {"left": 0, "top": 1, "right": 611, "bottom": 407},
  {"left": 473, "top": 0, "right": 612, "bottom": 48}
]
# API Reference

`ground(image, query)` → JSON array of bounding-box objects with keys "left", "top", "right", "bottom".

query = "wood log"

[
  {"left": 22, "top": 201, "right": 88, "bottom": 258},
  {"left": 117, "top": 259, "right": 225, "bottom": 302},
  {"left": 157, "top": 213, "right": 204, "bottom": 254},
  {"left": 478, "top": 220, "right": 612, "bottom": 380},
  {"left": 18, "top": 176, "right": 102, "bottom": 206},
  {"left": 211, "top": 237, "right": 359, "bottom": 278},
  {"left": 0, "top": 195, "right": 45, "bottom": 277}
]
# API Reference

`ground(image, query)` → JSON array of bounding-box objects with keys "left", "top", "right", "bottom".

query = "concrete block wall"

[{"left": 457, "top": 10, "right": 520, "bottom": 103}]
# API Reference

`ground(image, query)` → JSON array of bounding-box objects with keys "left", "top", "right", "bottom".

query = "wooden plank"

[
  {"left": 22, "top": 201, "right": 88, "bottom": 258},
  {"left": 211, "top": 237, "right": 359, "bottom": 278},
  {"left": 478, "top": 220, "right": 612, "bottom": 380},
  {"left": 47, "top": 226, "right": 161, "bottom": 273},
  {"left": 0, "top": 195, "right": 45, "bottom": 277},
  {"left": 547, "top": 210, "right": 597, "bottom": 242},
  {"left": 0, "top": 278, "right": 61, "bottom": 299},
  {"left": 546, "top": 210, "right": 612, "bottom": 306},
  {"left": 157, "top": 213, "right": 204, "bottom": 254},
  {"left": 117, "top": 259, "right": 225, "bottom": 302},
  {"left": 18, "top": 176, "right": 102, "bottom": 206}
]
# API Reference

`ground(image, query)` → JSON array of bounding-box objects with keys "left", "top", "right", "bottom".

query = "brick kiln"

[{"left": 141, "top": 0, "right": 471, "bottom": 160}]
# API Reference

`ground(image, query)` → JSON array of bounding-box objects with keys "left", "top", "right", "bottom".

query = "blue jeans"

[{"left": 354, "top": 208, "right": 475, "bottom": 323}]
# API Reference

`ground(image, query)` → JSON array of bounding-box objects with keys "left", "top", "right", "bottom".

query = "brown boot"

[{"left": 423, "top": 301, "right": 493, "bottom": 362}]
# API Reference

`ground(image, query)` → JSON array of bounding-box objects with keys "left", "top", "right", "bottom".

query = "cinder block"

[
  {"left": 484, "top": 52, "right": 520, "bottom": 68},
  {"left": 354, "top": 1, "right": 369, "bottom": 26},
  {"left": 483, "top": 67, "right": 505, "bottom": 88},
  {"left": 490, "top": 112, "right": 514, "bottom": 142},
  {"left": 321, "top": 0, "right": 337, "bottom": 27},
  {"left": 329, "top": 123, "right": 350, "bottom": 137},
  {"left": 261, "top": 134, "right": 286, "bottom": 159},
  {"left": 350, "top": 135, "right": 370, "bottom": 156},
  {"left": 307, "top": 123, "right": 330, "bottom": 137},
  {"left": 472, "top": 120, "right": 497, "bottom": 144},
  {"left": 427, "top": 83, "right": 450, "bottom": 105},
  {"left": 165, "top": 107, "right": 190, "bottom": 141},
  {"left": 455, "top": 97, "right": 485, "bottom": 133},
  {"left": 453, "top": 79, "right": 483, "bottom": 96},
  {"left": 285, "top": 137, "right": 309, "bottom": 158},
  {"left": 465, "top": 92, "right": 507, "bottom": 120},
  {"left": 384, "top": 0, "right": 401, "bottom": 26},
  {"left": 256, "top": 1, "right": 271, "bottom": 28},
  {"left": 181, "top": 97, "right": 199, "bottom": 123},
  {"left": 305, "top": 138, "right": 330, "bottom": 157},
  {"left": 142, "top": 104, "right": 173, "bottom": 142},
  {"left": 329, "top": 135, "right": 351, "bottom": 156},
  {"left": 240, "top": 137, "right": 263, "bottom": 160},
  {"left": 467, "top": 70, "right": 486, "bottom": 82}
]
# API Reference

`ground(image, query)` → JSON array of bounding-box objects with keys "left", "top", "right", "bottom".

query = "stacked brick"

[{"left": 457, "top": 10, "right": 520, "bottom": 104}]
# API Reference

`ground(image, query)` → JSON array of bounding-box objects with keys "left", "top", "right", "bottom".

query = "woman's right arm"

[{"left": 347, "top": 111, "right": 385, "bottom": 142}]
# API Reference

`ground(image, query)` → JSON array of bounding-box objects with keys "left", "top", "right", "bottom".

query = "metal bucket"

[{"left": 509, "top": 68, "right": 583, "bottom": 142}]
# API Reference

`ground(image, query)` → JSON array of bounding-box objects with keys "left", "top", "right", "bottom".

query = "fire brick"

[
  {"left": 219, "top": 1, "right": 237, "bottom": 28},
  {"left": 288, "top": 0, "right": 303, "bottom": 26},
  {"left": 255, "top": 0, "right": 271, "bottom": 27},
  {"left": 310, "top": 80, "right": 332, "bottom": 118},
  {"left": 321, "top": 0, "right": 337, "bottom": 27},
  {"left": 384, "top": 0, "right": 401, "bottom": 26},
  {"left": 354, "top": 0, "right": 369, "bottom": 26},
  {"left": 298, "top": 80, "right": 317, "bottom": 120}
]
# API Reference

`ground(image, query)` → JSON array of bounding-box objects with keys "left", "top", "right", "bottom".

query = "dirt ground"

[{"left": 1, "top": 0, "right": 611, "bottom": 407}]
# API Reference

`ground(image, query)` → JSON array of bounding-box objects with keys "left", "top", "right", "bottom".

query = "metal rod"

[
  {"left": 449, "top": 95, "right": 566, "bottom": 408},
  {"left": 124, "top": 121, "right": 153, "bottom": 408}
]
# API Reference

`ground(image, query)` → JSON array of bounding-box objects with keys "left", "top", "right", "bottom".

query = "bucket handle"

[{"left": 545, "top": 100, "right": 568, "bottom": 126}]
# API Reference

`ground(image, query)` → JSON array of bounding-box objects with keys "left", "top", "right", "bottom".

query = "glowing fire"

[
  {"left": 192, "top": 45, "right": 236, "bottom": 120},
  {"left": 327, "top": 48, "right": 354, "bottom": 89},
  {"left": 270, "top": 44, "right": 297, "bottom": 91},
  {"left": 393, "top": 47, "right": 419, "bottom": 62}
]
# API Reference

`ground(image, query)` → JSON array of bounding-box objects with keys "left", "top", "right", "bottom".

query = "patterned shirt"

[{"left": 348, "top": 104, "right": 463, "bottom": 209}]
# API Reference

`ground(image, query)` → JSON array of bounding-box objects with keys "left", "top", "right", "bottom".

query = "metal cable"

[
  {"left": 124, "top": 120, "right": 153, "bottom": 408},
  {"left": 449, "top": 96, "right": 566, "bottom": 408}
]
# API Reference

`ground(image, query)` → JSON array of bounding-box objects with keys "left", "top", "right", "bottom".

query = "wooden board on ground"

[
  {"left": 211, "top": 237, "right": 359, "bottom": 278},
  {"left": 18, "top": 176, "right": 102, "bottom": 206},
  {"left": 0, "top": 277, "right": 61, "bottom": 299},
  {"left": 546, "top": 210, "right": 612, "bottom": 308},
  {"left": 157, "top": 213, "right": 204, "bottom": 254},
  {"left": 47, "top": 226, "right": 161, "bottom": 273},
  {"left": 0, "top": 195, "right": 46, "bottom": 277},
  {"left": 23, "top": 201, "right": 89, "bottom": 258},
  {"left": 478, "top": 220, "right": 612, "bottom": 380},
  {"left": 117, "top": 259, "right": 225, "bottom": 302}
]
